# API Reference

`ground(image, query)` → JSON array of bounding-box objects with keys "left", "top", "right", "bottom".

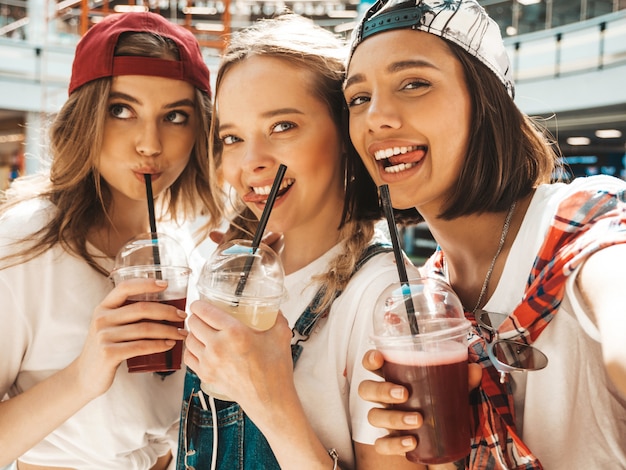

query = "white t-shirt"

[
  {"left": 280, "top": 228, "right": 420, "bottom": 470},
  {"left": 482, "top": 175, "right": 626, "bottom": 469},
  {"left": 0, "top": 198, "right": 199, "bottom": 469}
]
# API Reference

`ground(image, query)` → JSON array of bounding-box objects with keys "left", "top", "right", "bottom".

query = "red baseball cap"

[{"left": 68, "top": 12, "right": 211, "bottom": 96}]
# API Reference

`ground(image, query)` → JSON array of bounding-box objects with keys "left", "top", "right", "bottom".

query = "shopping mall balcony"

[{"left": 0, "top": 0, "right": 625, "bottom": 191}]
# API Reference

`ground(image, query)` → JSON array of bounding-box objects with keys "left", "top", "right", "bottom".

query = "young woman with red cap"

[
  {"left": 344, "top": 0, "right": 626, "bottom": 468},
  {"left": 0, "top": 12, "right": 220, "bottom": 470}
]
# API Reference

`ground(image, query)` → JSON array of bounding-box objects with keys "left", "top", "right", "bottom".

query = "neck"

[
  {"left": 426, "top": 194, "right": 532, "bottom": 312},
  {"left": 280, "top": 223, "right": 343, "bottom": 275},
  {"left": 87, "top": 199, "right": 152, "bottom": 257}
]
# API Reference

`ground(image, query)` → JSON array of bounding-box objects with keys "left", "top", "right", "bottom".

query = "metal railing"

[{"left": 505, "top": 9, "right": 626, "bottom": 82}]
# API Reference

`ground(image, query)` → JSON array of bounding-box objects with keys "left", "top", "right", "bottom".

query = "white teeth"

[
  {"left": 374, "top": 146, "right": 421, "bottom": 161},
  {"left": 252, "top": 178, "right": 294, "bottom": 196},
  {"left": 384, "top": 162, "right": 416, "bottom": 173}
]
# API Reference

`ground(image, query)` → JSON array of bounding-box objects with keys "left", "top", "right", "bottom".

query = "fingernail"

[
  {"left": 401, "top": 437, "right": 415, "bottom": 448},
  {"left": 403, "top": 414, "right": 419, "bottom": 426},
  {"left": 155, "top": 280, "right": 168, "bottom": 286},
  {"left": 390, "top": 387, "right": 405, "bottom": 399},
  {"left": 177, "top": 309, "right": 188, "bottom": 318},
  {"left": 177, "top": 328, "right": 188, "bottom": 336}
]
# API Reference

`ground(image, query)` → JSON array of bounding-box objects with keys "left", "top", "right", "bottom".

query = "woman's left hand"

[{"left": 183, "top": 299, "right": 294, "bottom": 415}]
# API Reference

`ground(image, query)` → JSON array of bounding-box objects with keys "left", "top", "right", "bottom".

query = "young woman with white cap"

[{"left": 344, "top": 0, "right": 626, "bottom": 468}]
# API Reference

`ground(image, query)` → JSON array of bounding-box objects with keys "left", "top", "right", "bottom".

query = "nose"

[
  {"left": 365, "top": 93, "right": 402, "bottom": 132},
  {"left": 136, "top": 120, "right": 162, "bottom": 157},
  {"left": 241, "top": 137, "right": 275, "bottom": 173}
]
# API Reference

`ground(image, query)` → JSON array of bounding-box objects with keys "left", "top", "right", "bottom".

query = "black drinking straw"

[
  {"left": 234, "top": 164, "right": 287, "bottom": 296},
  {"left": 144, "top": 174, "right": 162, "bottom": 271},
  {"left": 379, "top": 185, "right": 419, "bottom": 335},
  {"left": 144, "top": 174, "right": 172, "bottom": 371}
]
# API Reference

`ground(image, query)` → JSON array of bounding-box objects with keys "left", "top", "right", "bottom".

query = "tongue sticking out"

[
  {"left": 381, "top": 147, "right": 427, "bottom": 172},
  {"left": 244, "top": 180, "right": 293, "bottom": 204}
]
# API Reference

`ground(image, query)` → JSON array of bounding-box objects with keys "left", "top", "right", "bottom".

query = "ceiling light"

[
  {"left": 0, "top": 133, "right": 25, "bottom": 143},
  {"left": 518, "top": 0, "right": 542, "bottom": 5},
  {"left": 194, "top": 23, "right": 225, "bottom": 32},
  {"left": 327, "top": 10, "right": 358, "bottom": 18},
  {"left": 595, "top": 129, "right": 622, "bottom": 139},
  {"left": 566, "top": 136, "right": 591, "bottom": 146},
  {"left": 183, "top": 7, "right": 218, "bottom": 15},
  {"left": 113, "top": 5, "right": 149, "bottom": 13},
  {"left": 334, "top": 21, "right": 357, "bottom": 33}
]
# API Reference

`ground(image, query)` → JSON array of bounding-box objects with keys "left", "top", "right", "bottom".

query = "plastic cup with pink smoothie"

[{"left": 371, "top": 277, "right": 472, "bottom": 465}]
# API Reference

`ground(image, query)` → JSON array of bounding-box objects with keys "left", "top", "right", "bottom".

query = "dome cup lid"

[
  {"left": 372, "top": 277, "right": 470, "bottom": 340},
  {"left": 111, "top": 232, "right": 190, "bottom": 272},
  {"left": 198, "top": 239, "right": 285, "bottom": 300}
]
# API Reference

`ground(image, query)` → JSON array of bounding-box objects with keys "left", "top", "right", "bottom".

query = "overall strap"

[{"left": 291, "top": 242, "right": 393, "bottom": 365}]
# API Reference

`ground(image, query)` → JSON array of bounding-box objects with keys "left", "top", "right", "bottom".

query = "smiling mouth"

[
  {"left": 374, "top": 145, "right": 426, "bottom": 173},
  {"left": 251, "top": 178, "right": 295, "bottom": 201}
]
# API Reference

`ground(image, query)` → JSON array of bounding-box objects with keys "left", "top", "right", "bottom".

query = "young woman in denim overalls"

[{"left": 176, "top": 13, "right": 424, "bottom": 470}]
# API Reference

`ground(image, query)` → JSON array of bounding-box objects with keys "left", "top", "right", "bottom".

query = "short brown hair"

[{"left": 438, "top": 41, "right": 561, "bottom": 220}]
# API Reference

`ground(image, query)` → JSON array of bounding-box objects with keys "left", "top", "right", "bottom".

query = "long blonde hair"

[
  {"left": 212, "top": 14, "right": 384, "bottom": 313},
  {"left": 0, "top": 32, "right": 222, "bottom": 275}
]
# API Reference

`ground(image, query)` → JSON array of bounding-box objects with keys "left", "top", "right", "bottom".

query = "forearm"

[
  {"left": 248, "top": 387, "right": 337, "bottom": 470},
  {"left": 0, "top": 358, "right": 96, "bottom": 465}
]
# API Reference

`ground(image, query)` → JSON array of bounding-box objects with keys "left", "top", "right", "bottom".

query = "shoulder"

[
  {"left": 340, "top": 242, "right": 420, "bottom": 309},
  {"left": 566, "top": 175, "right": 626, "bottom": 193},
  {"left": 537, "top": 175, "right": 626, "bottom": 204},
  {"left": 528, "top": 176, "right": 625, "bottom": 222},
  {"left": 0, "top": 198, "right": 56, "bottom": 241}
]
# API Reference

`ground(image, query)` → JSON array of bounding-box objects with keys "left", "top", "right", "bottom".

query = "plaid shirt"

[{"left": 424, "top": 187, "right": 626, "bottom": 469}]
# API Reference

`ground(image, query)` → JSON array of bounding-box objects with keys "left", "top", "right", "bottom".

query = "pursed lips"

[{"left": 134, "top": 169, "right": 162, "bottom": 183}]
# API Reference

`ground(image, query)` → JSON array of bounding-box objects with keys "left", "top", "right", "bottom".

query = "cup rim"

[
  {"left": 198, "top": 284, "right": 286, "bottom": 303},
  {"left": 371, "top": 318, "right": 471, "bottom": 345},
  {"left": 109, "top": 264, "right": 192, "bottom": 279}
]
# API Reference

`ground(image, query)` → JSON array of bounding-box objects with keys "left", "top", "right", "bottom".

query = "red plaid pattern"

[{"left": 424, "top": 187, "right": 626, "bottom": 469}]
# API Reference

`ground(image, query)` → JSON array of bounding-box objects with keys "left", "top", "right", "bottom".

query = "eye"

[
  {"left": 221, "top": 134, "right": 241, "bottom": 145},
  {"left": 271, "top": 121, "right": 295, "bottom": 133},
  {"left": 345, "top": 94, "right": 370, "bottom": 108},
  {"left": 109, "top": 103, "right": 133, "bottom": 119},
  {"left": 165, "top": 110, "right": 190, "bottom": 124},
  {"left": 403, "top": 79, "right": 431, "bottom": 91}
]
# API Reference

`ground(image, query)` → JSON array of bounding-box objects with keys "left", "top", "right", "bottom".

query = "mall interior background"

[{"left": 0, "top": 0, "right": 625, "bottom": 260}]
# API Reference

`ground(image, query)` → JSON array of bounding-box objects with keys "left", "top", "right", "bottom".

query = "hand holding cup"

[
  {"left": 76, "top": 276, "right": 187, "bottom": 397},
  {"left": 109, "top": 232, "right": 191, "bottom": 373},
  {"left": 371, "top": 277, "right": 471, "bottom": 465},
  {"left": 193, "top": 239, "right": 285, "bottom": 400}
]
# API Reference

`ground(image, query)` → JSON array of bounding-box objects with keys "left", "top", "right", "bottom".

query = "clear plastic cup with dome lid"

[
  {"left": 196, "top": 239, "right": 285, "bottom": 401},
  {"left": 371, "top": 277, "right": 472, "bottom": 465},
  {"left": 110, "top": 232, "right": 191, "bottom": 373}
]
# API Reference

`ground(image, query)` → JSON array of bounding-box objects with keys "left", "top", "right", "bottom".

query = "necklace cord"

[{"left": 471, "top": 201, "right": 517, "bottom": 314}]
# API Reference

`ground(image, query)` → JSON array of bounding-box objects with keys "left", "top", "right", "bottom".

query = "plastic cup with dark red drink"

[
  {"left": 110, "top": 232, "right": 190, "bottom": 373},
  {"left": 371, "top": 277, "right": 472, "bottom": 465}
]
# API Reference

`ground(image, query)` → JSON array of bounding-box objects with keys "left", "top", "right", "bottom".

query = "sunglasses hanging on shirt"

[{"left": 475, "top": 309, "right": 549, "bottom": 383}]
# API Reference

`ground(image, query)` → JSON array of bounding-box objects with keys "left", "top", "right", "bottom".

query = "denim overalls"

[{"left": 176, "top": 243, "right": 391, "bottom": 469}]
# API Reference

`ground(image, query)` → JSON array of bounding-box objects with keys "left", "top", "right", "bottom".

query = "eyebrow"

[
  {"left": 108, "top": 91, "right": 195, "bottom": 109},
  {"left": 218, "top": 107, "right": 304, "bottom": 133},
  {"left": 344, "top": 59, "right": 440, "bottom": 90}
]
